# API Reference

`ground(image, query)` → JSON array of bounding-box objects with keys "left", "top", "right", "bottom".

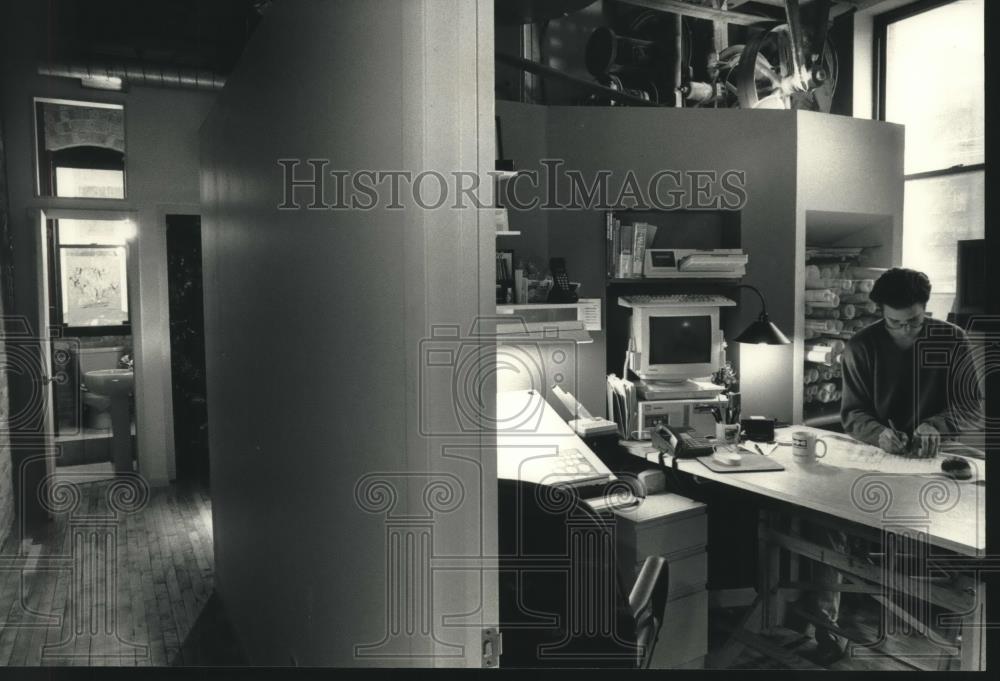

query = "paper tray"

[{"left": 696, "top": 452, "right": 785, "bottom": 473}]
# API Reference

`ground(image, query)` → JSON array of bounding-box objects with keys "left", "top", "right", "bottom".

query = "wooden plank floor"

[
  {"left": 0, "top": 480, "right": 245, "bottom": 667},
  {"left": 709, "top": 593, "right": 963, "bottom": 671}
]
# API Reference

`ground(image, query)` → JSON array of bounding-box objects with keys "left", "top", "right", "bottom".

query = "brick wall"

[{"left": 0, "top": 120, "right": 13, "bottom": 549}]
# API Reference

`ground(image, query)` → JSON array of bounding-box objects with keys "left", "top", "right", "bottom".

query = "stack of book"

[{"left": 607, "top": 213, "right": 658, "bottom": 279}]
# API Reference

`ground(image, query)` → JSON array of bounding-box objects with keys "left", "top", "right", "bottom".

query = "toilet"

[{"left": 76, "top": 345, "right": 126, "bottom": 430}]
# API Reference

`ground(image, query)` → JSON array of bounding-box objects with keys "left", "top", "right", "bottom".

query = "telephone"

[
  {"left": 651, "top": 424, "right": 714, "bottom": 470},
  {"left": 547, "top": 257, "right": 579, "bottom": 303}
]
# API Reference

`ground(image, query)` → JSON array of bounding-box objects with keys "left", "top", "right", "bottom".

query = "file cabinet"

[{"left": 614, "top": 493, "right": 708, "bottom": 669}]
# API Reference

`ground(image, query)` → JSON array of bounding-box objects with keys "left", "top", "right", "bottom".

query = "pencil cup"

[{"left": 716, "top": 422, "right": 740, "bottom": 445}]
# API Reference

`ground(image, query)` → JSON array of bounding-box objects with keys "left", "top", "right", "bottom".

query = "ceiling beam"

[{"left": 615, "top": 0, "right": 773, "bottom": 26}]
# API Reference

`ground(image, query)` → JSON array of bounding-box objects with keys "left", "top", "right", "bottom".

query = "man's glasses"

[{"left": 884, "top": 315, "right": 924, "bottom": 330}]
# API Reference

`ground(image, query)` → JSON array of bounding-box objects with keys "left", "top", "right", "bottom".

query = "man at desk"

[
  {"left": 801, "top": 267, "right": 981, "bottom": 664},
  {"left": 841, "top": 267, "right": 980, "bottom": 456}
]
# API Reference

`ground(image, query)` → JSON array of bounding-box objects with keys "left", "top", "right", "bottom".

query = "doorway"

[
  {"left": 166, "top": 214, "right": 209, "bottom": 484},
  {"left": 43, "top": 213, "right": 137, "bottom": 482}
]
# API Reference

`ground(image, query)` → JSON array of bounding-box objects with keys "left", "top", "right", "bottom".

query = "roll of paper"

[
  {"left": 805, "top": 264, "right": 822, "bottom": 282},
  {"left": 806, "top": 348, "right": 832, "bottom": 364},
  {"left": 809, "top": 308, "right": 841, "bottom": 320},
  {"left": 839, "top": 303, "right": 857, "bottom": 320},
  {"left": 806, "top": 319, "right": 838, "bottom": 333},
  {"left": 854, "top": 279, "right": 875, "bottom": 293},
  {"left": 846, "top": 267, "right": 887, "bottom": 280},
  {"left": 841, "top": 293, "right": 872, "bottom": 304},
  {"left": 804, "top": 289, "right": 840, "bottom": 307}
]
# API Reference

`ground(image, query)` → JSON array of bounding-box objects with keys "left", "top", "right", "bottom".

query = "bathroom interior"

[{"left": 39, "top": 98, "right": 209, "bottom": 483}]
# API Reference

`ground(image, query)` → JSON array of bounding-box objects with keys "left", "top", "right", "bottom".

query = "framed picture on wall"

[{"left": 59, "top": 245, "right": 130, "bottom": 328}]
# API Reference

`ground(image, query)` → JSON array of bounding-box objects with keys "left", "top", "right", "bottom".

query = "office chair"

[{"left": 498, "top": 478, "right": 670, "bottom": 668}]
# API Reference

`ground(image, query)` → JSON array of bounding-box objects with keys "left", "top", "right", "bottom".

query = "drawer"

[
  {"left": 633, "top": 549, "right": 706, "bottom": 602},
  {"left": 624, "top": 512, "right": 707, "bottom": 558},
  {"left": 650, "top": 589, "right": 707, "bottom": 669},
  {"left": 621, "top": 549, "right": 708, "bottom": 601}
]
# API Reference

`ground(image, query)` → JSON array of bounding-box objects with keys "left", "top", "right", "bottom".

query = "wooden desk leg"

[
  {"left": 757, "top": 510, "right": 784, "bottom": 631},
  {"left": 787, "top": 517, "right": 802, "bottom": 606},
  {"left": 959, "top": 580, "right": 985, "bottom": 671}
]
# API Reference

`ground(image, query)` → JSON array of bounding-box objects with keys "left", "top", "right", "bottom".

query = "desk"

[
  {"left": 496, "top": 389, "right": 615, "bottom": 488},
  {"left": 621, "top": 426, "right": 987, "bottom": 670}
]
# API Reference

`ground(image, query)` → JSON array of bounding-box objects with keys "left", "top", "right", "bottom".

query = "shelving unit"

[
  {"left": 799, "top": 210, "right": 899, "bottom": 431},
  {"left": 603, "top": 209, "right": 744, "bottom": 382}
]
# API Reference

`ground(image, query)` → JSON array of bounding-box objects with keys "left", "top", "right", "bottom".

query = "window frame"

[
  {"left": 873, "top": 0, "right": 984, "bottom": 182},
  {"left": 32, "top": 96, "right": 129, "bottom": 200},
  {"left": 48, "top": 218, "right": 133, "bottom": 336}
]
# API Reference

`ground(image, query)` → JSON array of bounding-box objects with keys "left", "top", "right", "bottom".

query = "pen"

[
  {"left": 888, "top": 418, "right": 913, "bottom": 451},
  {"left": 754, "top": 444, "right": 766, "bottom": 456}
]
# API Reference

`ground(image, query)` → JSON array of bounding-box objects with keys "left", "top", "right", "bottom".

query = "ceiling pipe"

[{"left": 38, "top": 61, "right": 227, "bottom": 91}]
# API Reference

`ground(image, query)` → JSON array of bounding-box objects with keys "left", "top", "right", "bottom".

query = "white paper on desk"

[{"left": 819, "top": 437, "right": 986, "bottom": 480}]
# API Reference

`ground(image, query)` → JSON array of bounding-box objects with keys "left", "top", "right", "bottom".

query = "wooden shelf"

[
  {"left": 495, "top": 231, "right": 521, "bottom": 236},
  {"left": 607, "top": 276, "right": 743, "bottom": 285}
]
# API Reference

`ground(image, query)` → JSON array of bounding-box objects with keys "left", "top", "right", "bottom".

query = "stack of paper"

[{"left": 606, "top": 373, "right": 638, "bottom": 440}]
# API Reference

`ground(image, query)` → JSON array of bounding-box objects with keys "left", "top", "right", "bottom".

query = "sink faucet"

[{"left": 119, "top": 354, "right": 134, "bottom": 370}]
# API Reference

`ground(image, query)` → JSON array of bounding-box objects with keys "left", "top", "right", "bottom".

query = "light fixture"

[
  {"left": 732, "top": 284, "right": 791, "bottom": 345},
  {"left": 80, "top": 75, "right": 124, "bottom": 91}
]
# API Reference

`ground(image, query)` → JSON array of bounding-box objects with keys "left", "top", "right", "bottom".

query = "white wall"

[
  {"left": 201, "top": 0, "right": 494, "bottom": 666},
  {"left": 0, "top": 1, "right": 216, "bottom": 487}
]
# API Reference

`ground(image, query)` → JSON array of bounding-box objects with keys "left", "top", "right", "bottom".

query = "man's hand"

[
  {"left": 878, "top": 427, "right": 909, "bottom": 455},
  {"left": 914, "top": 423, "right": 940, "bottom": 458}
]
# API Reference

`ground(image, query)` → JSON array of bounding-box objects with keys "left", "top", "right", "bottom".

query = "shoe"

[{"left": 813, "top": 632, "right": 846, "bottom": 667}]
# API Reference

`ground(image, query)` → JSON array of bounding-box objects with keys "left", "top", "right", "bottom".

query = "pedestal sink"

[{"left": 83, "top": 369, "right": 134, "bottom": 473}]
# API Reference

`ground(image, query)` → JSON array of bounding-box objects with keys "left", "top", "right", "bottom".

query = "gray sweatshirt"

[{"left": 840, "top": 317, "right": 980, "bottom": 445}]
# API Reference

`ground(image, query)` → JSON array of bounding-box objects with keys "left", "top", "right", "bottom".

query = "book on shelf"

[
  {"left": 632, "top": 222, "right": 648, "bottom": 276},
  {"left": 620, "top": 222, "right": 634, "bottom": 278},
  {"left": 606, "top": 214, "right": 658, "bottom": 279}
]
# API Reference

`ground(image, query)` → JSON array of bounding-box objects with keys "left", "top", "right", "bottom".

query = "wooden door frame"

[{"left": 34, "top": 207, "right": 140, "bottom": 507}]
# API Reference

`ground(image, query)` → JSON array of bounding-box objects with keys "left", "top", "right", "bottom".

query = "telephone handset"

[
  {"left": 547, "top": 257, "right": 579, "bottom": 303},
  {"left": 651, "top": 424, "right": 714, "bottom": 470}
]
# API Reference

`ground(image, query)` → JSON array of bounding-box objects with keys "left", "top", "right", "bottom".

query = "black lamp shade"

[{"left": 734, "top": 316, "right": 791, "bottom": 345}]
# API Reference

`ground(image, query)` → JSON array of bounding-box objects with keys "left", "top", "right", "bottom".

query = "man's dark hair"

[{"left": 869, "top": 267, "right": 932, "bottom": 309}]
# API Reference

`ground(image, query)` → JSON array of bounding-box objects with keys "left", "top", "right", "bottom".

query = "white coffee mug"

[
  {"left": 716, "top": 422, "right": 740, "bottom": 445},
  {"left": 792, "top": 430, "right": 827, "bottom": 463}
]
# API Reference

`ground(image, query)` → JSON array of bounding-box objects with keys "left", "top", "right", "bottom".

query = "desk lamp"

[{"left": 732, "top": 284, "right": 791, "bottom": 345}]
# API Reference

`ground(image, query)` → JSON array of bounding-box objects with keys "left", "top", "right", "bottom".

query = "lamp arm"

[{"left": 731, "top": 284, "right": 768, "bottom": 318}]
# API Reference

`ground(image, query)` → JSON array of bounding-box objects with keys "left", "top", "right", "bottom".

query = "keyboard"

[
  {"left": 620, "top": 293, "right": 737, "bottom": 307},
  {"left": 544, "top": 448, "right": 610, "bottom": 486}
]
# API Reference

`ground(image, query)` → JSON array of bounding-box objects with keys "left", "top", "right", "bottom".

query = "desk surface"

[
  {"left": 622, "top": 426, "right": 985, "bottom": 557},
  {"left": 497, "top": 390, "right": 615, "bottom": 488}
]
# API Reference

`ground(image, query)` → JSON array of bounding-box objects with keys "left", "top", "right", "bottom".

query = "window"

[
  {"left": 876, "top": 0, "right": 984, "bottom": 319},
  {"left": 49, "top": 218, "right": 134, "bottom": 332},
  {"left": 34, "top": 99, "right": 126, "bottom": 199}
]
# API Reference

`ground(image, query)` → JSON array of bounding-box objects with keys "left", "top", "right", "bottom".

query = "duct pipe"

[{"left": 38, "top": 61, "right": 227, "bottom": 91}]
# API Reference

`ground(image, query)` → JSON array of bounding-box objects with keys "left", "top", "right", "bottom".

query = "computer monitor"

[{"left": 628, "top": 306, "right": 723, "bottom": 381}]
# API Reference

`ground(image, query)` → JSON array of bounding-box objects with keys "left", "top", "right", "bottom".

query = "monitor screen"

[{"left": 649, "top": 316, "right": 712, "bottom": 365}]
